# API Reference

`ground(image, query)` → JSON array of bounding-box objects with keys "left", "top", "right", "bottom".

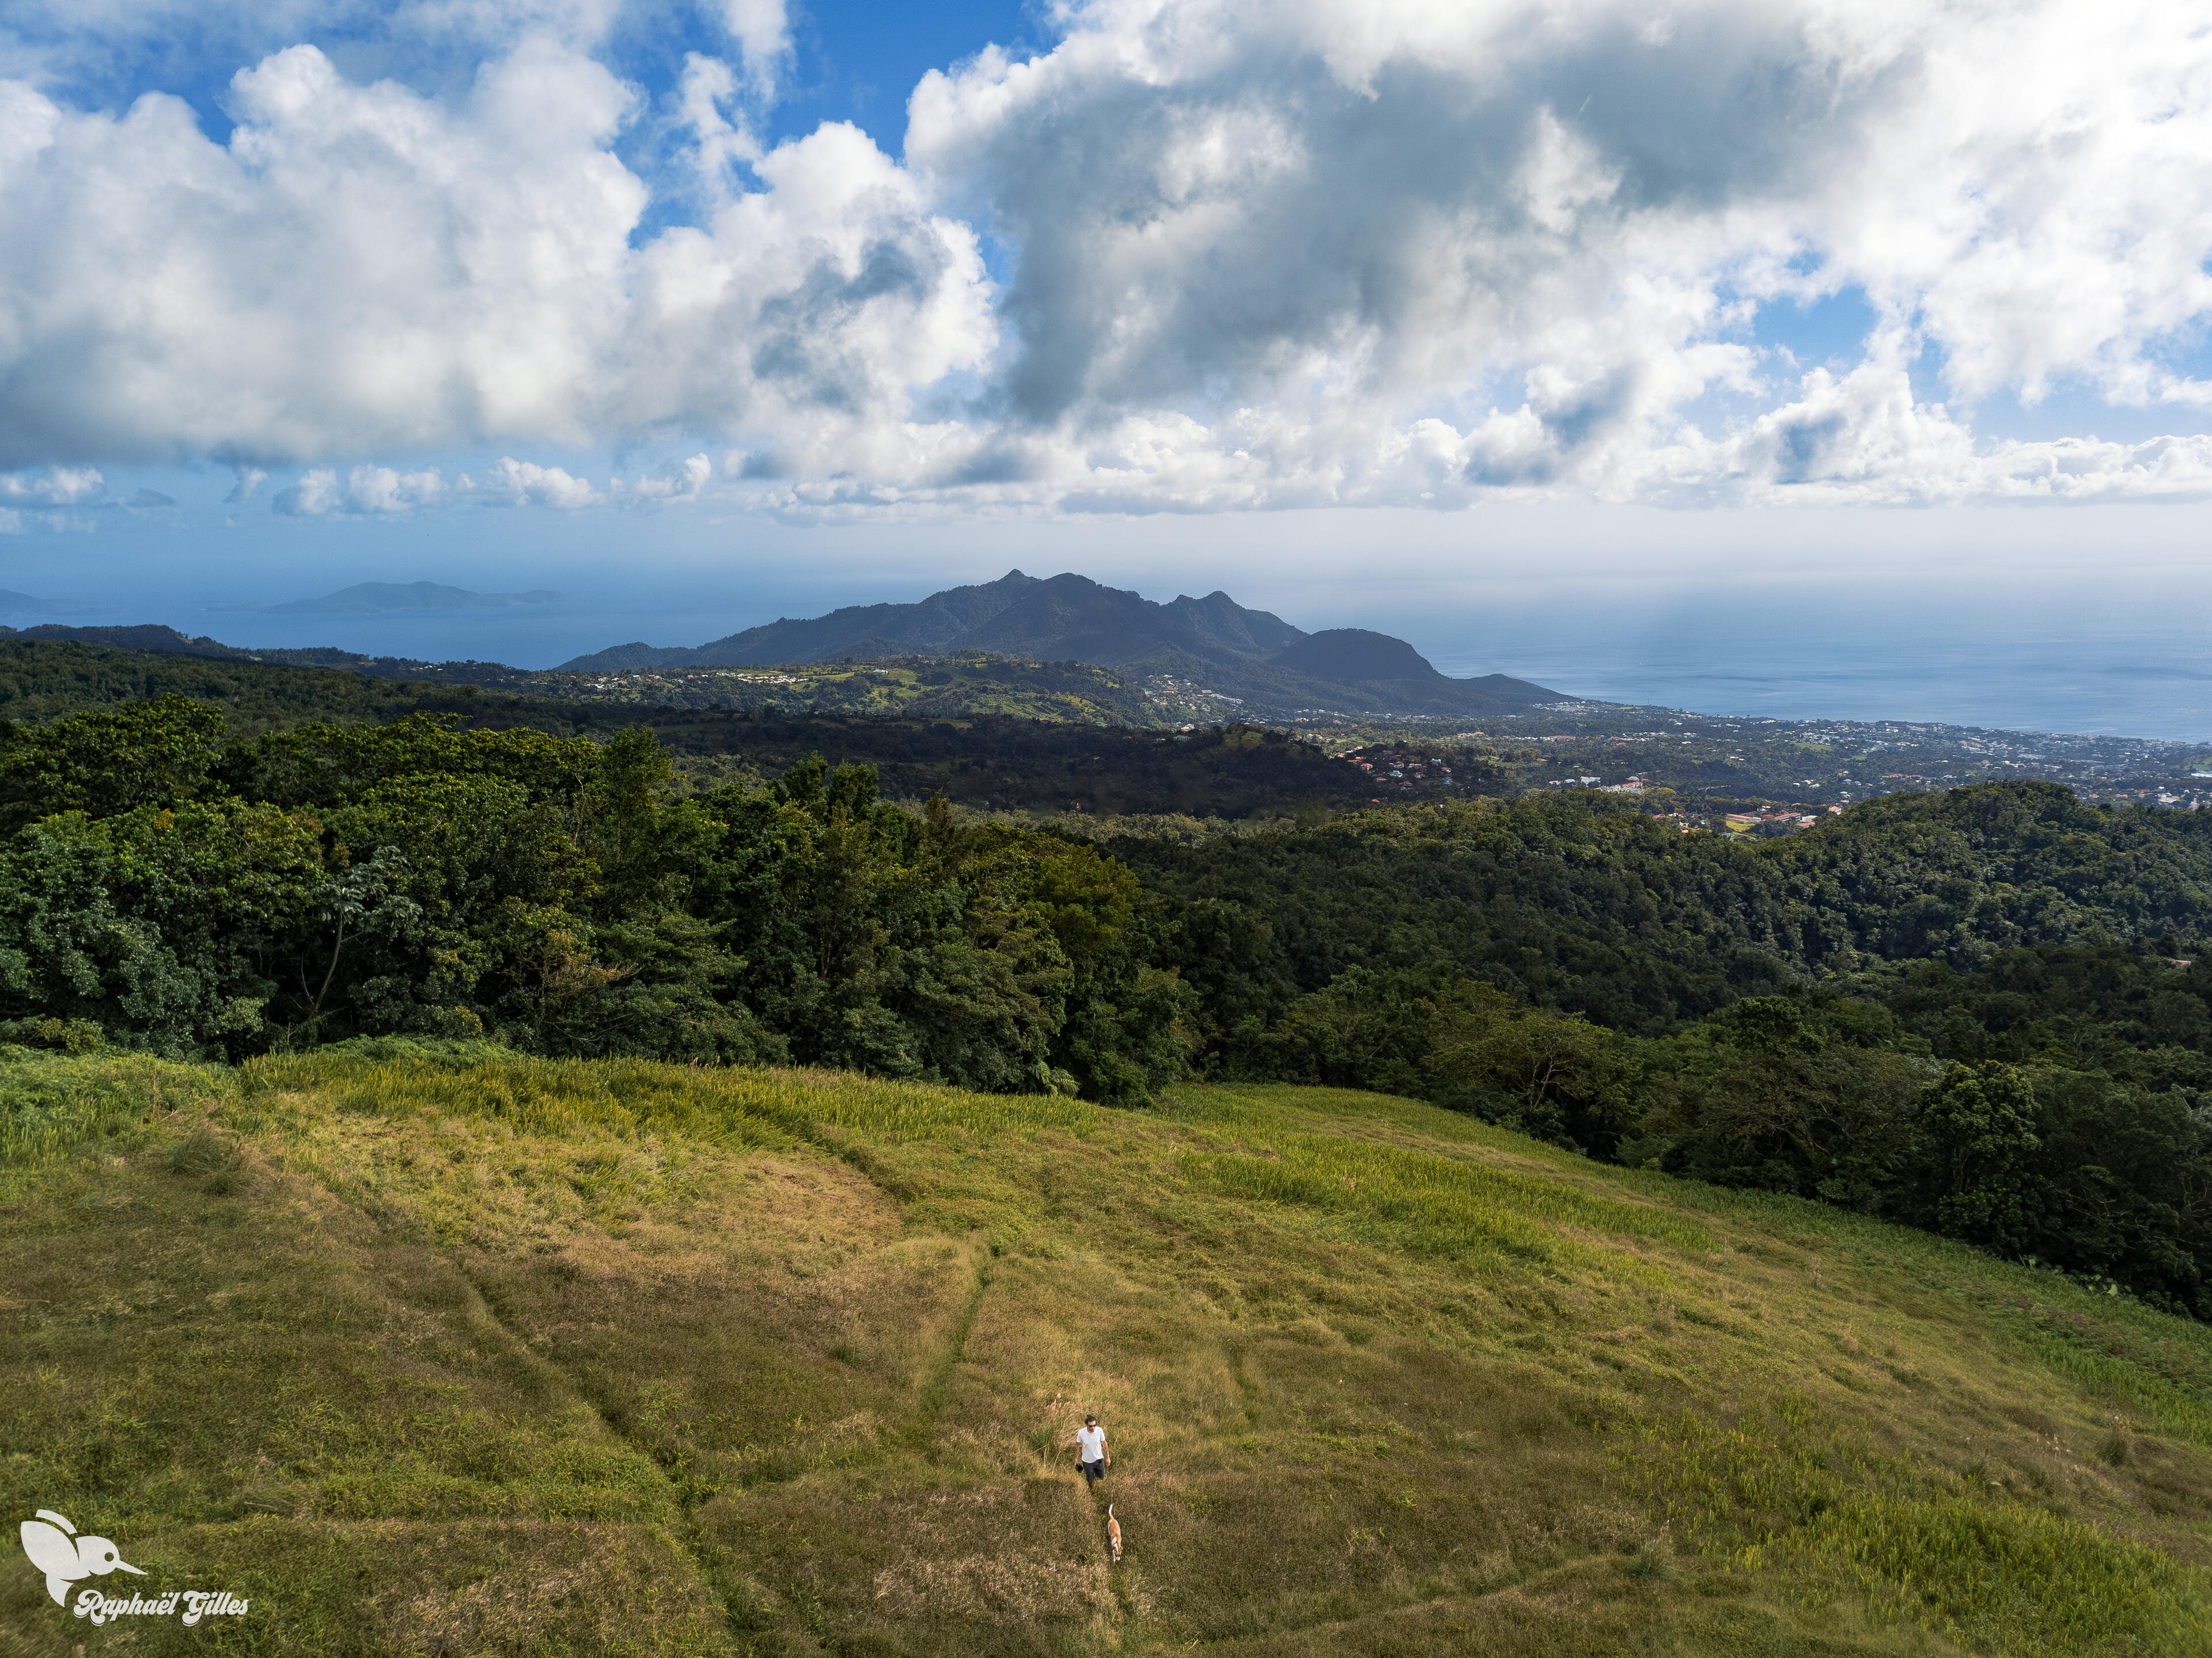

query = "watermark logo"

[
  {"left": 20, "top": 1511, "right": 141, "bottom": 1606},
  {"left": 18, "top": 1511, "right": 249, "bottom": 1627}
]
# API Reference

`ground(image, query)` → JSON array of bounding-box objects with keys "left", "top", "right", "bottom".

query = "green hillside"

[
  {"left": 0, "top": 639, "right": 543, "bottom": 736},
  {"left": 5, "top": 1046, "right": 2208, "bottom": 1655},
  {"left": 542, "top": 654, "right": 1162, "bottom": 725}
]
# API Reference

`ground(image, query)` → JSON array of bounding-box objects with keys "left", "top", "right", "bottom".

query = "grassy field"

[{"left": 3, "top": 1045, "right": 2209, "bottom": 1655}]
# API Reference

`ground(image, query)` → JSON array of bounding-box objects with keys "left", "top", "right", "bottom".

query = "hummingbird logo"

[{"left": 19, "top": 1511, "right": 145, "bottom": 1606}]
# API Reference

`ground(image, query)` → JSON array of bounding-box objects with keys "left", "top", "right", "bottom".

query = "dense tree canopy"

[{"left": 0, "top": 700, "right": 1192, "bottom": 1101}]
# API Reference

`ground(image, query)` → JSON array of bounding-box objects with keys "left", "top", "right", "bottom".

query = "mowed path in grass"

[{"left": 3, "top": 1049, "right": 2211, "bottom": 1655}]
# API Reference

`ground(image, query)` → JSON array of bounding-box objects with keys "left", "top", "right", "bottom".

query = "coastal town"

[{"left": 1330, "top": 705, "right": 2212, "bottom": 828}]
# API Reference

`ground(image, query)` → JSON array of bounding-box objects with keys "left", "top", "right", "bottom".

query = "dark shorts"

[{"left": 1081, "top": 1459, "right": 1105, "bottom": 1485}]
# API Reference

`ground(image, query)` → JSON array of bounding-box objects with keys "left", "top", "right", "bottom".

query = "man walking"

[{"left": 1075, "top": 1415, "right": 1111, "bottom": 1486}]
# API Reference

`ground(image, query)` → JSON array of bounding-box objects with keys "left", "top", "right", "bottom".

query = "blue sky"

[
  {"left": 760, "top": 2, "right": 1040, "bottom": 150},
  {"left": 3, "top": 0, "right": 2212, "bottom": 725}
]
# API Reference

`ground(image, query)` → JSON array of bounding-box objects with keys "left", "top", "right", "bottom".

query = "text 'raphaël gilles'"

[{"left": 75, "top": 1588, "right": 251, "bottom": 1626}]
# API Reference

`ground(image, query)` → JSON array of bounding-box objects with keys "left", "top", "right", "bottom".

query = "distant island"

[
  {"left": 232, "top": 581, "right": 564, "bottom": 616},
  {"left": 0, "top": 588, "right": 73, "bottom": 616},
  {"left": 559, "top": 569, "right": 1561, "bottom": 719}
]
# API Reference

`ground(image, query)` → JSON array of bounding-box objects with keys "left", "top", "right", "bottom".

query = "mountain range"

[{"left": 559, "top": 571, "right": 1562, "bottom": 717}]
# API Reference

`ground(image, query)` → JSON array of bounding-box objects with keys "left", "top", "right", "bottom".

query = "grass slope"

[{"left": 3, "top": 1048, "right": 2210, "bottom": 1655}]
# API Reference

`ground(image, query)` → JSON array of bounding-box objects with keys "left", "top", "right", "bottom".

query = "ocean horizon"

[{"left": 1426, "top": 637, "right": 2212, "bottom": 742}]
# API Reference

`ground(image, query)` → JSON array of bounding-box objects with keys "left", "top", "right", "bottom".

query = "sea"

[{"left": 1423, "top": 636, "right": 2212, "bottom": 741}]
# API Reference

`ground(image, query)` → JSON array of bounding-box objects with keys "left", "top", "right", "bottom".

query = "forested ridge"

[
  {"left": 0, "top": 636, "right": 557, "bottom": 732},
  {"left": 12, "top": 694, "right": 2212, "bottom": 1315},
  {"left": 0, "top": 635, "right": 1165, "bottom": 727},
  {"left": 0, "top": 638, "right": 1366, "bottom": 813}
]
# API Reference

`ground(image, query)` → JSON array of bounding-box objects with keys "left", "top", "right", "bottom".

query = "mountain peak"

[
  {"left": 555, "top": 574, "right": 1565, "bottom": 717},
  {"left": 1271, "top": 628, "right": 1438, "bottom": 680}
]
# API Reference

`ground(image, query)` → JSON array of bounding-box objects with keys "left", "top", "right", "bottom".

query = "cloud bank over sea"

[{"left": 2, "top": 0, "right": 2210, "bottom": 521}]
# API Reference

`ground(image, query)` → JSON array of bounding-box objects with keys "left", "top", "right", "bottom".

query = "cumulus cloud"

[
  {"left": 272, "top": 463, "right": 447, "bottom": 515},
  {"left": 718, "top": 0, "right": 789, "bottom": 101},
  {"left": 0, "top": 36, "right": 991, "bottom": 474},
  {"left": 0, "top": 464, "right": 100, "bottom": 531},
  {"left": 895, "top": 0, "right": 2212, "bottom": 509},
  {"left": 617, "top": 452, "right": 711, "bottom": 508},
  {"left": 677, "top": 51, "right": 762, "bottom": 181},
  {"left": 271, "top": 456, "right": 601, "bottom": 512},
  {"left": 0, "top": 464, "right": 103, "bottom": 505},
  {"left": 471, "top": 456, "right": 601, "bottom": 508},
  {"left": 0, "top": 0, "right": 2209, "bottom": 513}
]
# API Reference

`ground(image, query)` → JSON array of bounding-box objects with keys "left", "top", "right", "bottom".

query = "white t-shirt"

[{"left": 1076, "top": 1425, "right": 1107, "bottom": 1462}]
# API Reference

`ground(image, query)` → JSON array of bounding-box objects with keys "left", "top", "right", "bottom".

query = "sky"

[{"left": 3, "top": 0, "right": 2212, "bottom": 726}]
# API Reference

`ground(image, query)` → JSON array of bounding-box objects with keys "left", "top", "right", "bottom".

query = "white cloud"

[
  {"left": 677, "top": 51, "right": 760, "bottom": 183},
  {"left": 271, "top": 456, "right": 603, "bottom": 512},
  {"left": 471, "top": 456, "right": 600, "bottom": 508},
  {"left": 272, "top": 463, "right": 446, "bottom": 514},
  {"left": 0, "top": 1, "right": 2209, "bottom": 514},
  {"left": 0, "top": 38, "right": 990, "bottom": 478},
  {"left": 0, "top": 41, "right": 643, "bottom": 463},
  {"left": 617, "top": 451, "right": 710, "bottom": 508},
  {"left": 616, "top": 119, "right": 994, "bottom": 446},
  {"left": 718, "top": 0, "right": 789, "bottom": 101},
  {"left": 0, "top": 464, "right": 103, "bottom": 505},
  {"left": 894, "top": 0, "right": 2212, "bottom": 509}
]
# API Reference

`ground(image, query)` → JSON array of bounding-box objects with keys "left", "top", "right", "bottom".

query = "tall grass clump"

[
  {"left": 1796, "top": 1496, "right": 2209, "bottom": 1655},
  {"left": 1984, "top": 1308, "right": 2212, "bottom": 1451},
  {"left": 0, "top": 1046, "right": 230, "bottom": 1186},
  {"left": 1620, "top": 1395, "right": 2212, "bottom": 1655},
  {"left": 1181, "top": 1129, "right": 1711, "bottom": 1269},
  {"left": 239, "top": 1042, "right": 1101, "bottom": 1148}
]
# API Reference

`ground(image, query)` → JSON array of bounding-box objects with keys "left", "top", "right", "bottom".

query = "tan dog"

[{"left": 1106, "top": 1504, "right": 1122, "bottom": 1563}]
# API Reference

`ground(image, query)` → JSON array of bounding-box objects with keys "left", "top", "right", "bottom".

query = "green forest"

[
  {"left": 0, "top": 637, "right": 1162, "bottom": 729},
  {"left": 12, "top": 692, "right": 2212, "bottom": 1321},
  {"left": 0, "top": 639, "right": 1367, "bottom": 813}
]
